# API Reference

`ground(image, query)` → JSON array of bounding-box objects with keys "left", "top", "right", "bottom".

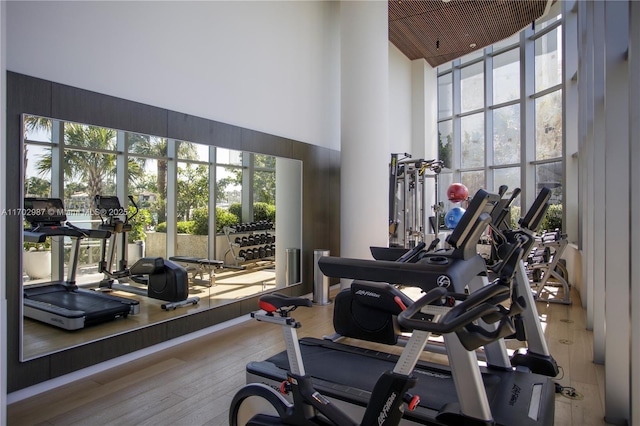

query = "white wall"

[
  {"left": 6, "top": 1, "right": 340, "bottom": 150},
  {"left": 389, "top": 42, "right": 413, "bottom": 154}
]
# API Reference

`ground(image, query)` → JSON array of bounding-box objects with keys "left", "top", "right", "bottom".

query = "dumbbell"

[
  {"left": 241, "top": 236, "right": 248, "bottom": 247},
  {"left": 248, "top": 235, "right": 255, "bottom": 245},
  {"left": 238, "top": 250, "right": 246, "bottom": 260},
  {"left": 259, "top": 247, "right": 266, "bottom": 258},
  {"left": 245, "top": 250, "right": 254, "bottom": 260},
  {"left": 235, "top": 237, "right": 242, "bottom": 246},
  {"left": 265, "top": 233, "right": 273, "bottom": 244},
  {"left": 265, "top": 246, "right": 272, "bottom": 257},
  {"left": 253, "top": 248, "right": 260, "bottom": 259}
]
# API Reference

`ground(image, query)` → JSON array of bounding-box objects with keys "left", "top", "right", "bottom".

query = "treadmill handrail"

[{"left": 24, "top": 224, "right": 110, "bottom": 240}]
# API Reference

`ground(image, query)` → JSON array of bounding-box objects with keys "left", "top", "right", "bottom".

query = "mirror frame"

[{"left": 6, "top": 71, "right": 340, "bottom": 393}]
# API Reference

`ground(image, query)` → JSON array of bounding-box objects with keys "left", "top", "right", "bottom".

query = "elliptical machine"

[{"left": 95, "top": 195, "right": 199, "bottom": 310}]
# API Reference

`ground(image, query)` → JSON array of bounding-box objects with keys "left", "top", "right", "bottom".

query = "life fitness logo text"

[
  {"left": 437, "top": 275, "right": 451, "bottom": 288},
  {"left": 378, "top": 391, "right": 397, "bottom": 425}
]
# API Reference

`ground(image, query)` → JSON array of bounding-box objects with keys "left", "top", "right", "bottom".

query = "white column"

[
  {"left": 578, "top": 0, "right": 595, "bottom": 321},
  {"left": 630, "top": 1, "right": 640, "bottom": 424},
  {"left": 340, "top": 0, "right": 389, "bottom": 261},
  {"left": 591, "top": 0, "right": 606, "bottom": 364},
  {"left": 412, "top": 60, "right": 440, "bottom": 236},
  {"left": 563, "top": 1, "right": 579, "bottom": 246},
  {"left": 275, "top": 158, "right": 302, "bottom": 287},
  {"left": 603, "top": 0, "right": 630, "bottom": 423}
]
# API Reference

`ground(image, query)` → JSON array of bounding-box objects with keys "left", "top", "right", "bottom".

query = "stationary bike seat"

[{"left": 259, "top": 293, "right": 312, "bottom": 313}]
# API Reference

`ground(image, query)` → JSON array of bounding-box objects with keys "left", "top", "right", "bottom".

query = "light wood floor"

[{"left": 8, "top": 287, "right": 610, "bottom": 425}]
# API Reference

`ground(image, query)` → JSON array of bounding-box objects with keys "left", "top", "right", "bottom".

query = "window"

[
  {"left": 535, "top": 91, "right": 563, "bottom": 160},
  {"left": 493, "top": 48, "right": 520, "bottom": 104},
  {"left": 461, "top": 62, "right": 484, "bottom": 113},
  {"left": 493, "top": 104, "right": 520, "bottom": 165},
  {"left": 535, "top": 27, "right": 562, "bottom": 92},
  {"left": 460, "top": 113, "right": 484, "bottom": 169},
  {"left": 436, "top": 16, "right": 564, "bottom": 228},
  {"left": 438, "top": 120, "right": 453, "bottom": 169},
  {"left": 438, "top": 73, "right": 453, "bottom": 119}
]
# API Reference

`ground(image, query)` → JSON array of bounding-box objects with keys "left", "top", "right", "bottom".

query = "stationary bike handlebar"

[
  {"left": 397, "top": 285, "right": 508, "bottom": 336},
  {"left": 399, "top": 240, "right": 525, "bottom": 350}
]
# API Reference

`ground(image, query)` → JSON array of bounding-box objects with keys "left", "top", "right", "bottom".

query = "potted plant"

[
  {"left": 23, "top": 239, "right": 52, "bottom": 280},
  {"left": 127, "top": 207, "right": 151, "bottom": 263}
]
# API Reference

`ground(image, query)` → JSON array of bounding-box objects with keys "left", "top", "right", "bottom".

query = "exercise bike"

[
  {"left": 95, "top": 195, "right": 199, "bottom": 310},
  {"left": 229, "top": 243, "right": 529, "bottom": 426}
]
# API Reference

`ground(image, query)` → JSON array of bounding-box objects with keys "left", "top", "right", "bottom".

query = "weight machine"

[{"left": 388, "top": 153, "right": 444, "bottom": 248}]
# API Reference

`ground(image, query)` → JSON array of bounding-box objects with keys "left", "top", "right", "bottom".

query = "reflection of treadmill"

[
  {"left": 23, "top": 198, "right": 139, "bottom": 331},
  {"left": 246, "top": 190, "right": 555, "bottom": 425}
]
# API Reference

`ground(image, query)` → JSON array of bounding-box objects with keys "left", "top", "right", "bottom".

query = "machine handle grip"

[
  {"left": 395, "top": 241, "right": 426, "bottom": 263},
  {"left": 398, "top": 284, "right": 510, "bottom": 335}
]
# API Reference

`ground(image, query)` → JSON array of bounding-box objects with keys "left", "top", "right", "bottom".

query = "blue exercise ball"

[{"left": 445, "top": 207, "right": 466, "bottom": 230}]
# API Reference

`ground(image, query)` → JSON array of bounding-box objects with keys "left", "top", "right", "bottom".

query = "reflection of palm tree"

[
  {"left": 24, "top": 116, "right": 53, "bottom": 188},
  {"left": 37, "top": 124, "right": 117, "bottom": 204},
  {"left": 129, "top": 136, "right": 197, "bottom": 223},
  {"left": 35, "top": 123, "right": 142, "bottom": 216}
]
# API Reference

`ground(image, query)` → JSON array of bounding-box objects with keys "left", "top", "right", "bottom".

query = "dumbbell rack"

[
  {"left": 527, "top": 229, "right": 571, "bottom": 305},
  {"left": 223, "top": 223, "right": 275, "bottom": 269}
]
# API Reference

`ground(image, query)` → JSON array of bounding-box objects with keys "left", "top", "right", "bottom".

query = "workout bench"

[{"left": 168, "top": 256, "right": 223, "bottom": 287}]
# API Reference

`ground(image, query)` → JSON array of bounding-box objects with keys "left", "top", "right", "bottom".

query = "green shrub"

[
  {"left": 540, "top": 203, "right": 563, "bottom": 231},
  {"left": 128, "top": 207, "right": 152, "bottom": 243},
  {"left": 510, "top": 206, "right": 521, "bottom": 230},
  {"left": 177, "top": 221, "right": 194, "bottom": 234},
  {"left": 191, "top": 207, "right": 209, "bottom": 235},
  {"left": 227, "top": 202, "right": 275, "bottom": 223},
  {"left": 254, "top": 202, "right": 276, "bottom": 222},
  {"left": 216, "top": 208, "right": 239, "bottom": 233},
  {"left": 154, "top": 209, "right": 239, "bottom": 235},
  {"left": 23, "top": 239, "right": 51, "bottom": 251},
  {"left": 229, "top": 203, "right": 242, "bottom": 221}
]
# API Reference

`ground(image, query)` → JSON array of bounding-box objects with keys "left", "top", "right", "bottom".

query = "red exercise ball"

[{"left": 447, "top": 183, "right": 469, "bottom": 203}]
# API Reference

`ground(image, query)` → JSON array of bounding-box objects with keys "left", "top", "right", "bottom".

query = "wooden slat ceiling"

[{"left": 389, "top": 0, "right": 551, "bottom": 67}]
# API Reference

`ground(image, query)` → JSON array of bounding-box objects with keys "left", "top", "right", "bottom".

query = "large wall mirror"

[{"left": 21, "top": 114, "right": 303, "bottom": 361}]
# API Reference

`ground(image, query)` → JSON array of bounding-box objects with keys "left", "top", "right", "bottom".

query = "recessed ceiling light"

[
  {"left": 470, "top": 43, "right": 477, "bottom": 48},
  {"left": 442, "top": 0, "right": 452, "bottom": 3}
]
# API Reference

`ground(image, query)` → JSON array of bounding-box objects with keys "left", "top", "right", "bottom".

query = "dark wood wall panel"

[
  {"left": 6, "top": 73, "right": 54, "bottom": 391},
  {"left": 298, "top": 143, "right": 342, "bottom": 287},
  {"left": 5, "top": 71, "right": 340, "bottom": 392},
  {"left": 241, "top": 128, "right": 293, "bottom": 159},
  {"left": 51, "top": 82, "right": 168, "bottom": 137},
  {"left": 167, "top": 111, "right": 244, "bottom": 150}
]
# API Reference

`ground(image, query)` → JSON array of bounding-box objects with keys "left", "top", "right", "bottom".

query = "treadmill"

[
  {"left": 23, "top": 197, "right": 140, "bottom": 331},
  {"left": 367, "top": 188, "right": 559, "bottom": 378},
  {"left": 245, "top": 190, "right": 555, "bottom": 425}
]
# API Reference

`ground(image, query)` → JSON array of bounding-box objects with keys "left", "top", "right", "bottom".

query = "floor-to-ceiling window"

[{"left": 437, "top": 15, "right": 564, "bottom": 231}]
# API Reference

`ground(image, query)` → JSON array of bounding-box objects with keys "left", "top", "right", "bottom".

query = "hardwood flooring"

[{"left": 8, "top": 287, "right": 610, "bottom": 425}]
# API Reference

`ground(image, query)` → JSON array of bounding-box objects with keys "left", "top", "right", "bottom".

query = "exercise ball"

[
  {"left": 445, "top": 207, "right": 466, "bottom": 229},
  {"left": 447, "top": 183, "right": 469, "bottom": 203}
]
